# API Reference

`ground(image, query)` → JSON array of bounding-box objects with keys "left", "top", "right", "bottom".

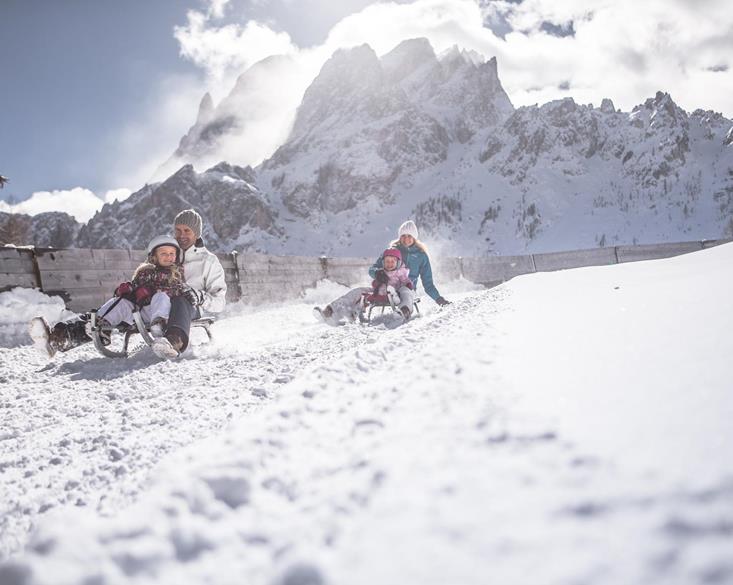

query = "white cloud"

[
  {"left": 101, "top": 72, "right": 207, "bottom": 191},
  {"left": 480, "top": 0, "right": 733, "bottom": 114},
  {"left": 104, "top": 188, "right": 133, "bottom": 204},
  {"left": 0, "top": 187, "right": 131, "bottom": 223},
  {"left": 175, "top": 0, "right": 733, "bottom": 119},
  {"left": 207, "top": 0, "right": 232, "bottom": 19},
  {"left": 174, "top": 9, "right": 297, "bottom": 98}
]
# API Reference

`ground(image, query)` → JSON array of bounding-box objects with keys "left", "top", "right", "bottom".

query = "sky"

[{"left": 1, "top": 0, "right": 732, "bottom": 220}]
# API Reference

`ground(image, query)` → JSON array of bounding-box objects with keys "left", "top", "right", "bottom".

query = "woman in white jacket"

[{"left": 152, "top": 209, "right": 227, "bottom": 359}]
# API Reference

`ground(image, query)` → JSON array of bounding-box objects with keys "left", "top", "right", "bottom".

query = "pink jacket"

[{"left": 372, "top": 265, "right": 413, "bottom": 295}]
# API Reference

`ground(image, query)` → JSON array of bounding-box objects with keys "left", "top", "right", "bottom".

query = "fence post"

[
  {"left": 30, "top": 246, "right": 44, "bottom": 290},
  {"left": 230, "top": 250, "right": 242, "bottom": 301}
]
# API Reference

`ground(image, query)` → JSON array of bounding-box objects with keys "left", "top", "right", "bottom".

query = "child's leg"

[
  {"left": 329, "top": 287, "right": 372, "bottom": 321},
  {"left": 141, "top": 292, "right": 171, "bottom": 324},
  {"left": 397, "top": 286, "right": 415, "bottom": 311},
  {"left": 97, "top": 297, "right": 135, "bottom": 327}
]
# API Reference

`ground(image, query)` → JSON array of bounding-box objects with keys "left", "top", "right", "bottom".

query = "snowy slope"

[{"left": 0, "top": 244, "right": 731, "bottom": 584}]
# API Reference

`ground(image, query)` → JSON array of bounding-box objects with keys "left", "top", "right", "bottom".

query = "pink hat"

[{"left": 382, "top": 248, "right": 402, "bottom": 269}]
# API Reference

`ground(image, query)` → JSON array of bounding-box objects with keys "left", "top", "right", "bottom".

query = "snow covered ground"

[{"left": 0, "top": 245, "right": 731, "bottom": 585}]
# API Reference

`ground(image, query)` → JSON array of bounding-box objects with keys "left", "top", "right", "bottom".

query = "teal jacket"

[{"left": 369, "top": 244, "right": 442, "bottom": 301}]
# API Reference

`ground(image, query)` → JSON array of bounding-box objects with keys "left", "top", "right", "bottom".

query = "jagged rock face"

[
  {"left": 473, "top": 90, "right": 733, "bottom": 249},
  {"left": 481, "top": 98, "right": 608, "bottom": 184},
  {"left": 0, "top": 212, "right": 79, "bottom": 247},
  {"left": 481, "top": 92, "right": 697, "bottom": 188},
  {"left": 260, "top": 39, "right": 513, "bottom": 219},
  {"left": 77, "top": 163, "right": 280, "bottom": 250}
]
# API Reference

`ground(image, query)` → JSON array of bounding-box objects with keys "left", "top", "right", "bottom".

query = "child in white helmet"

[{"left": 96, "top": 235, "right": 185, "bottom": 337}]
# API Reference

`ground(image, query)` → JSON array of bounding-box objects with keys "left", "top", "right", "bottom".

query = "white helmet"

[{"left": 146, "top": 235, "right": 181, "bottom": 263}]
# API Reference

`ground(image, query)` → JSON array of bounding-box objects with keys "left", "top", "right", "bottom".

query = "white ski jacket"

[{"left": 181, "top": 245, "right": 227, "bottom": 313}]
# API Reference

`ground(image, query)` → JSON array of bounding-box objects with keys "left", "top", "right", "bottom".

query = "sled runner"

[
  {"left": 88, "top": 309, "right": 214, "bottom": 358},
  {"left": 358, "top": 286, "right": 420, "bottom": 324}
]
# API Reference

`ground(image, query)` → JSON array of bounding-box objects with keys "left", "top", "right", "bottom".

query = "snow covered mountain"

[
  {"left": 8, "top": 38, "right": 733, "bottom": 255},
  {"left": 0, "top": 211, "right": 79, "bottom": 248},
  {"left": 76, "top": 163, "right": 280, "bottom": 250}
]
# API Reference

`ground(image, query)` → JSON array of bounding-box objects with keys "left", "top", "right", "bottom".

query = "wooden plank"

[
  {"left": 66, "top": 293, "right": 110, "bottom": 313},
  {"left": 702, "top": 238, "right": 733, "bottom": 249},
  {"left": 0, "top": 248, "right": 35, "bottom": 261},
  {"left": 0, "top": 273, "right": 39, "bottom": 290},
  {"left": 0, "top": 258, "right": 35, "bottom": 273},
  {"left": 462, "top": 255, "right": 535, "bottom": 284},
  {"left": 432, "top": 257, "right": 462, "bottom": 281},
  {"left": 218, "top": 260, "right": 237, "bottom": 271},
  {"left": 323, "top": 256, "right": 372, "bottom": 266},
  {"left": 325, "top": 269, "right": 371, "bottom": 287},
  {"left": 616, "top": 241, "right": 702, "bottom": 263},
  {"left": 35, "top": 249, "right": 97, "bottom": 270},
  {"left": 95, "top": 249, "right": 133, "bottom": 262},
  {"left": 38, "top": 287, "right": 108, "bottom": 312},
  {"left": 38, "top": 270, "right": 130, "bottom": 290},
  {"left": 239, "top": 275, "right": 321, "bottom": 286},
  {"left": 533, "top": 247, "right": 617, "bottom": 272}
]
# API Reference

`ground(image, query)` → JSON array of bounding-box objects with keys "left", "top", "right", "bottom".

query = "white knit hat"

[{"left": 398, "top": 220, "right": 419, "bottom": 240}]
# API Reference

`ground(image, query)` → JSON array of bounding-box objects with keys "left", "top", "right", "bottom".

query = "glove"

[
  {"left": 183, "top": 286, "right": 205, "bottom": 308},
  {"left": 375, "top": 269, "right": 389, "bottom": 284},
  {"left": 134, "top": 286, "right": 152, "bottom": 306},
  {"left": 436, "top": 296, "right": 451, "bottom": 306},
  {"left": 114, "top": 281, "right": 133, "bottom": 298}
]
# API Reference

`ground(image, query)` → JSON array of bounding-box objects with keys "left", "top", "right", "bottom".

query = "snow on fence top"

[{"left": 0, "top": 239, "right": 730, "bottom": 312}]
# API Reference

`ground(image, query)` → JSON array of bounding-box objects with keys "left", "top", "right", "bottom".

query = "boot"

[
  {"left": 400, "top": 306, "right": 411, "bottom": 321},
  {"left": 152, "top": 328, "right": 185, "bottom": 360},
  {"left": 52, "top": 317, "right": 95, "bottom": 352},
  {"left": 313, "top": 305, "right": 339, "bottom": 326}
]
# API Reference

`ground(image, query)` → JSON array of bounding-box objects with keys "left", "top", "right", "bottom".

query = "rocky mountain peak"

[
  {"left": 381, "top": 37, "right": 438, "bottom": 84},
  {"left": 289, "top": 44, "right": 389, "bottom": 141},
  {"left": 630, "top": 91, "right": 688, "bottom": 133},
  {"left": 310, "top": 44, "right": 382, "bottom": 92},
  {"left": 600, "top": 98, "right": 616, "bottom": 114},
  {"left": 203, "top": 162, "right": 256, "bottom": 184},
  {"left": 195, "top": 92, "right": 215, "bottom": 126},
  {"left": 77, "top": 162, "right": 279, "bottom": 251}
]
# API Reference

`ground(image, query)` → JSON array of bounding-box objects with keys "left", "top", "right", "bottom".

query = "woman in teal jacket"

[
  {"left": 368, "top": 220, "right": 450, "bottom": 307},
  {"left": 313, "top": 220, "right": 450, "bottom": 325}
]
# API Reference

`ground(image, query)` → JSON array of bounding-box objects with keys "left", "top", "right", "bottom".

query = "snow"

[
  {"left": 1, "top": 244, "right": 732, "bottom": 584},
  {"left": 0, "top": 288, "right": 75, "bottom": 349}
]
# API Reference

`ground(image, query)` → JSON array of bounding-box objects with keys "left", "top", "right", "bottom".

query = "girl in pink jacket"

[{"left": 371, "top": 248, "right": 415, "bottom": 319}]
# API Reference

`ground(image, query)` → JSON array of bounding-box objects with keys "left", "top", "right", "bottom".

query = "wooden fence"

[{"left": 0, "top": 238, "right": 730, "bottom": 312}]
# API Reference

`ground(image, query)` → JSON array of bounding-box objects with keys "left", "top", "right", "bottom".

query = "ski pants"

[
  {"left": 97, "top": 291, "right": 171, "bottom": 327},
  {"left": 166, "top": 294, "right": 200, "bottom": 351}
]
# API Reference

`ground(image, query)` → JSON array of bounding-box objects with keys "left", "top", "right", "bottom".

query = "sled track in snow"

[{"left": 0, "top": 304, "right": 442, "bottom": 560}]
